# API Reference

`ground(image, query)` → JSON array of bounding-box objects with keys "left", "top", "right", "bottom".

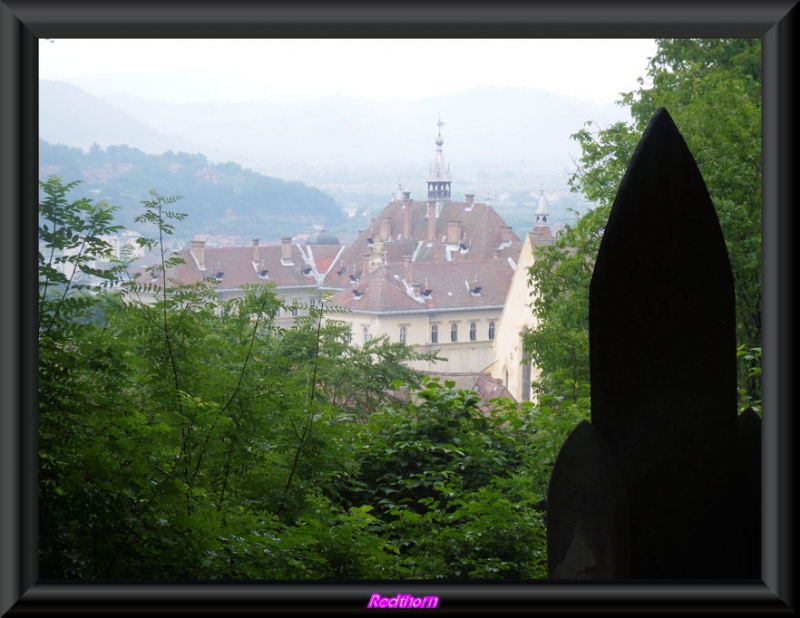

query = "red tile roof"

[
  {"left": 329, "top": 258, "right": 515, "bottom": 313},
  {"left": 324, "top": 199, "right": 522, "bottom": 288},
  {"left": 146, "top": 197, "right": 524, "bottom": 317},
  {"left": 165, "top": 241, "right": 346, "bottom": 291}
]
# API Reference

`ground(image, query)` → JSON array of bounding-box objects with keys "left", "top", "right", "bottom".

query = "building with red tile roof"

[
  {"left": 142, "top": 120, "right": 554, "bottom": 403},
  {"left": 318, "top": 121, "right": 529, "bottom": 388},
  {"left": 140, "top": 234, "right": 346, "bottom": 329}
]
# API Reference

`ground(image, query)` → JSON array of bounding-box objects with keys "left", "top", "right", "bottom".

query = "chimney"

[
  {"left": 281, "top": 237, "right": 293, "bottom": 262},
  {"left": 465, "top": 193, "right": 474, "bottom": 205},
  {"left": 403, "top": 204, "right": 411, "bottom": 239},
  {"left": 446, "top": 220, "right": 461, "bottom": 244},
  {"left": 379, "top": 216, "right": 391, "bottom": 240},
  {"left": 501, "top": 225, "right": 513, "bottom": 243},
  {"left": 363, "top": 252, "right": 372, "bottom": 276},
  {"left": 252, "top": 238, "right": 260, "bottom": 262},
  {"left": 403, "top": 191, "right": 411, "bottom": 202},
  {"left": 427, "top": 200, "right": 437, "bottom": 242},
  {"left": 190, "top": 239, "right": 206, "bottom": 270},
  {"left": 412, "top": 282, "right": 422, "bottom": 297},
  {"left": 403, "top": 255, "right": 413, "bottom": 282}
]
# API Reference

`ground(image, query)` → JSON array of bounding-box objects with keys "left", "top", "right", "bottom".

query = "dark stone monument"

[
  {"left": 547, "top": 421, "right": 630, "bottom": 579},
  {"left": 547, "top": 107, "right": 760, "bottom": 580}
]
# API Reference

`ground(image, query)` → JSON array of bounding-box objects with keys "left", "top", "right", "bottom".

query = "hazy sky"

[{"left": 39, "top": 38, "right": 658, "bottom": 105}]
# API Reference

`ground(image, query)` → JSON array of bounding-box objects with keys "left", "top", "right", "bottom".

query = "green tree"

[
  {"left": 300, "top": 317, "right": 444, "bottom": 422},
  {"left": 525, "top": 38, "right": 761, "bottom": 406},
  {"left": 38, "top": 176, "right": 130, "bottom": 577},
  {"left": 38, "top": 178, "right": 451, "bottom": 579},
  {"left": 340, "top": 378, "right": 548, "bottom": 579}
]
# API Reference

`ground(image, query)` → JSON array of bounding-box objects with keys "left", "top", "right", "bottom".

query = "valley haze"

[{"left": 39, "top": 79, "right": 633, "bottom": 240}]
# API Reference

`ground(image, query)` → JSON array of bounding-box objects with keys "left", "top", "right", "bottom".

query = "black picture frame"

[{"left": 2, "top": 1, "right": 795, "bottom": 614}]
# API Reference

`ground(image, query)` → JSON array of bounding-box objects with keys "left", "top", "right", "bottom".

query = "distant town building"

[
  {"left": 322, "top": 121, "right": 554, "bottom": 400},
  {"left": 141, "top": 120, "right": 555, "bottom": 402},
  {"left": 487, "top": 189, "right": 556, "bottom": 401}
]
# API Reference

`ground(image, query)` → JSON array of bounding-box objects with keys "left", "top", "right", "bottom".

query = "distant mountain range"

[
  {"left": 39, "top": 79, "right": 631, "bottom": 188},
  {"left": 40, "top": 80, "right": 198, "bottom": 157}
]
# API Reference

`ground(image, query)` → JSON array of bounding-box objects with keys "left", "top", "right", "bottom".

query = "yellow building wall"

[{"left": 489, "top": 233, "right": 541, "bottom": 402}]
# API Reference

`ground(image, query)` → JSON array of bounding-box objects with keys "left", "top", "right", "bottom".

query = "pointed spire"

[
  {"left": 534, "top": 187, "right": 549, "bottom": 225},
  {"left": 427, "top": 117, "right": 451, "bottom": 201},
  {"left": 531, "top": 187, "right": 553, "bottom": 243}
]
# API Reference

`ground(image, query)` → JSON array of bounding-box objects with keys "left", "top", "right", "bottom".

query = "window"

[
  {"left": 309, "top": 298, "right": 316, "bottom": 310},
  {"left": 363, "top": 326, "right": 370, "bottom": 344},
  {"left": 346, "top": 327, "right": 353, "bottom": 344},
  {"left": 469, "top": 322, "right": 477, "bottom": 341},
  {"left": 450, "top": 323, "right": 458, "bottom": 342},
  {"left": 291, "top": 299, "right": 300, "bottom": 317},
  {"left": 430, "top": 324, "right": 438, "bottom": 344},
  {"left": 399, "top": 326, "right": 407, "bottom": 343},
  {"left": 521, "top": 361, "right": 532, "bottom": 403},
  {"left": 488, "top": 321, "right": 495, "bottom": 340}
]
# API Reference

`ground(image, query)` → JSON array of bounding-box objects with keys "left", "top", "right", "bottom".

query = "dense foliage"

[
  {"left": 38, "top": 176, "right": 562, "bottom": 580},
  {"left": 524, "top": 38, "right": 762, "bottom": 411},
  {"left": 39, "top": 140, "right": 346, "bottom": 241}
]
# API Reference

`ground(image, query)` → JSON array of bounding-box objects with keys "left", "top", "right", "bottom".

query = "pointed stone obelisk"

[
  {"left": 547, "top": 107, "right": 759, "bottom": 580},
  {"left": 589, "top": 107, "right": 741, "bottom": 578}
]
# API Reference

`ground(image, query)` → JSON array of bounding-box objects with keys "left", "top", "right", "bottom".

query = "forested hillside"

[{"left": 39, "top": 139, "right": 346, "bottom": 241}]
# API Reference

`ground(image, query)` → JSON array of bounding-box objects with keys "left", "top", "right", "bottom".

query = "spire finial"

[{"left": 435, "top": 117, "right": 445, "bottom": 148}]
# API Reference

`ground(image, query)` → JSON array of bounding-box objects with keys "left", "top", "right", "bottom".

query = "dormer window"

[
  {"left": 422, "top": 289, "right": 432, "bottom": 298},
  {"left": 302, "top": 267, "right": 312, "bottom": 275},
  {"left": 469, "top": 286, "right": 482, "bottom": 297},
  {"left": 214, "top": 271, "right": 224, "bottom": 281},
  {"left": 258, "top": 269, "right": 269, "bottom": 278},
  {"left": 352, "top": 289, "right": 364, "bottom": 300}
]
